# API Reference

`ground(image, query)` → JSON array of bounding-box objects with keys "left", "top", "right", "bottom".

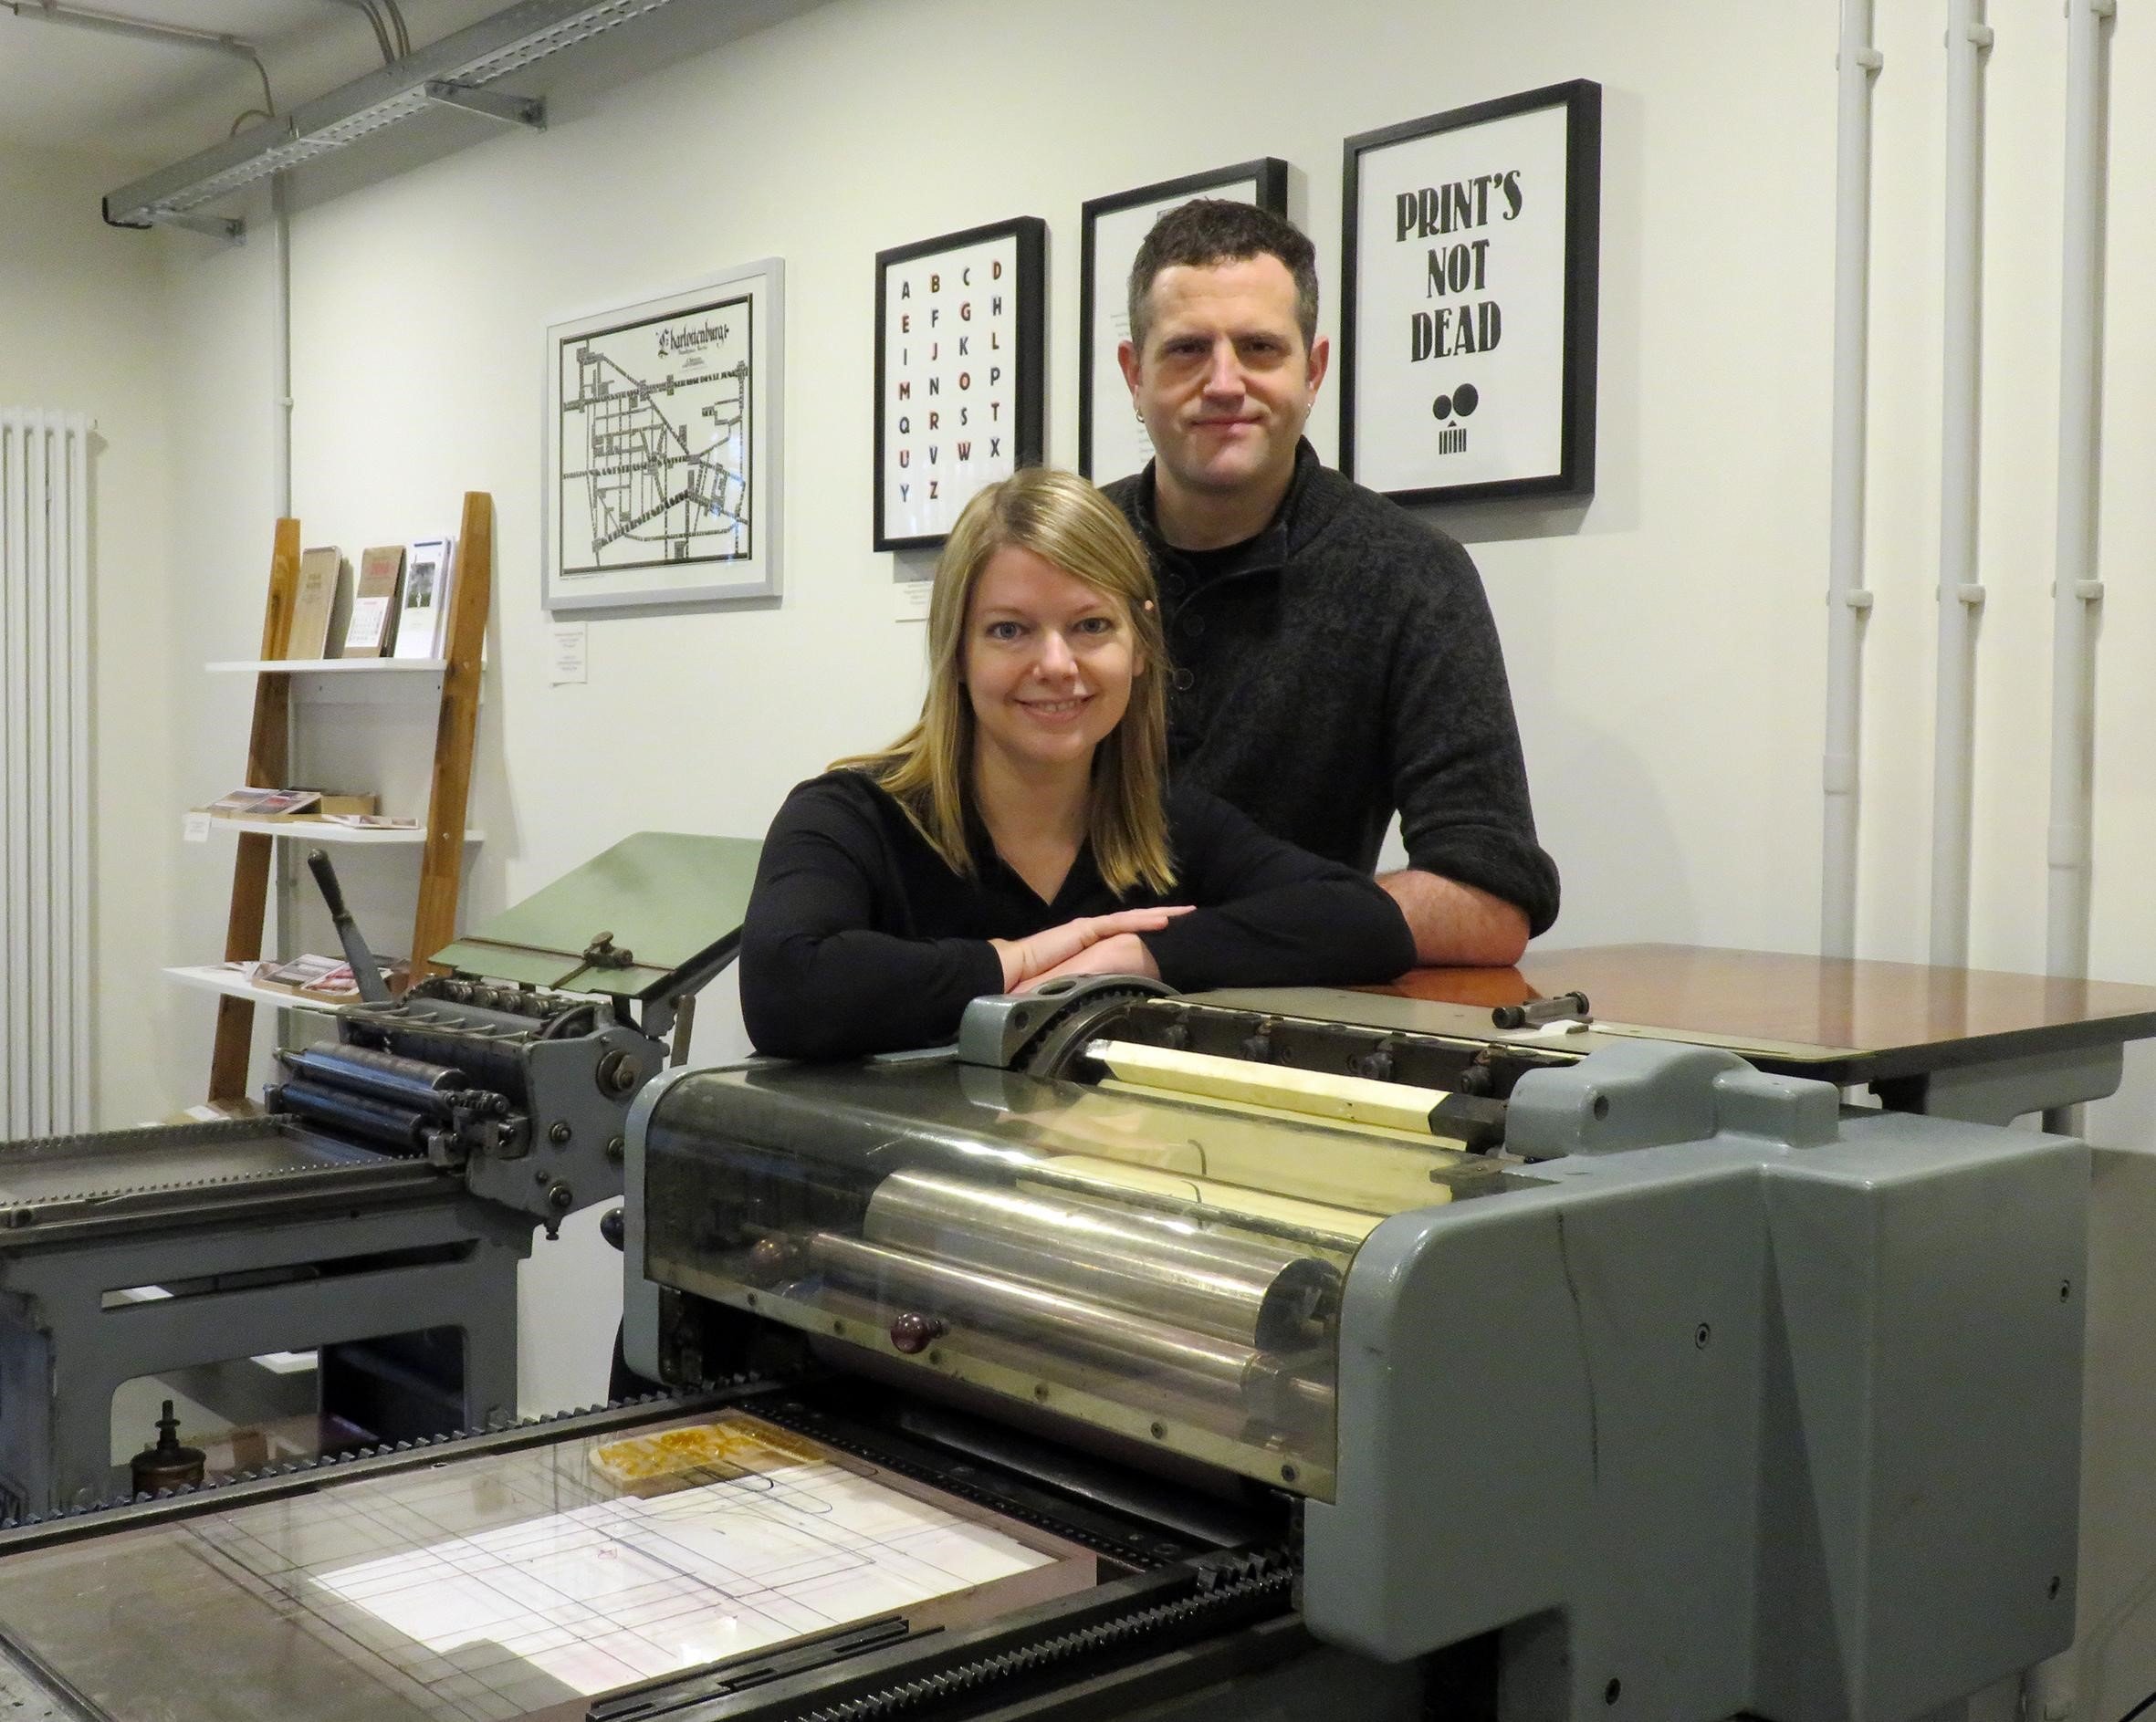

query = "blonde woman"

[{"left": 739, "top": 467, "right": 1413, "bottom": 1059}]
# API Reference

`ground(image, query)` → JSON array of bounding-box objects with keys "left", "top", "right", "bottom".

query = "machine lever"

[
  {"left": 307, "top": 848, "right": 393, "bottom": 1004},
  {"left": 1491, "top": 990, "right": 1591, "bottom": 1029}
]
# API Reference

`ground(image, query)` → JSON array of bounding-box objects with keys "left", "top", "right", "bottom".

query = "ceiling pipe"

[
  {"left": 1, "top": 0, "right": 256, "bottom": 61},
  {"left": 1929, "top": 0, "right": 1993, "bottom": 970},
  {"left": 1820, "top": 0, "right": 1882, "bottom": 960}
]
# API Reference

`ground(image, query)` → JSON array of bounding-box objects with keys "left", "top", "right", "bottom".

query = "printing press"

[
  {"left": 0, "top": 965, "right": 2092, "bottom": 1722},
  {"left": 0, "top": 832, "right": 757, "bottom": 1518}
]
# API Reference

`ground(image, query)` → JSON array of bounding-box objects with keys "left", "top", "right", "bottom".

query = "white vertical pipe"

[
  {"left": 25, "top": 415, "right": 49, "bottom": 1136},
  {"left": 271, "top": 175, "right": 291, "bottom": 519},
  {"left": 45, "top": 415, "right": 66, "bottom": 1131},
  {"left": 1930, "top": 0, "right": 1993, "bottom": 970},
  {"left": 0, "top": 419, "right": 20, "bottom": 1134},
  {"left": 1821, "top": 0, "right": 1882, "bottom": 959},
  {"left": 2024, "top": 12, "right": 2112, "bottom": 1717},
  {"left": 67, "top": 415, "right": 88, "bottom": 1127},
  {"left": 269, "top": 176, "right": 296, "bottom": 1017},
  {"left": 2044, "top": 0, "right": 2112, "bottom": 983}
]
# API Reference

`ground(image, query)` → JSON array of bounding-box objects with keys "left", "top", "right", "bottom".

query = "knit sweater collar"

[{"left": 1129, "top": 438, "right": 1334, "bottom": 589}]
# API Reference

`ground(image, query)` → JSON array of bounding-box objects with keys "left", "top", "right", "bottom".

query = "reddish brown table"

[{"left": 1352, "top": 943, "right": 2156, "bottom": 1122}]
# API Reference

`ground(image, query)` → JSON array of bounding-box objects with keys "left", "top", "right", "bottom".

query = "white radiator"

[{"left": 0, "top": 410, "right": 91, "bottom": 1138}]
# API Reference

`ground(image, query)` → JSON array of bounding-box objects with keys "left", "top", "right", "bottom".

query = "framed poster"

[
  {"left": 1341, "top": 80, "right": 1599, "bottom": 506},
  {"left": 543, "top": 256, "right": 783, "bottom": 612},
  {"left": 1077, "top": 158, "right": 1291, "bottom": 483},
  {"left": 874, "top": 216, "right": 1046, "bottom": 551}
]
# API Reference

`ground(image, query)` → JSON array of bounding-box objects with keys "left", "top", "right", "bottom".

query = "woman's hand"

[
  {"left": 1020, "top": 932, "right": 1162, "bottom": 992},
  {"left": 991, "top": 907, "right": 1189, "bottom": 992}
]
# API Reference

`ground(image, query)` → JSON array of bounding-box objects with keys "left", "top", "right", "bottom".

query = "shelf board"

[
  {"left": 162, "top": 965, "right": 345, "bottom": 1013},
  {"left": 194, "top": 814, "right": 484, "bottom": 844},
  {"left": 207, "top": 658, "right": 447, "bottom": 674}
]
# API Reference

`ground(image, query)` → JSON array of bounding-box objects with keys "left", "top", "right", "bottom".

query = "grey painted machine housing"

[{"left": 1303, "top": 1039, "right": 2086, "bottom": 1722}]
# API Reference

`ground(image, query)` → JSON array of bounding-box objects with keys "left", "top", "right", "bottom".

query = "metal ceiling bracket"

[
  {"left": 101, "top": 0, "right": 673, "bottom": 229},
  {"left": 423, "top": 79, "right": 545, "bottom": 130},
  {"left": 150, "top": 211, "right": 246, "bottom": 244}
]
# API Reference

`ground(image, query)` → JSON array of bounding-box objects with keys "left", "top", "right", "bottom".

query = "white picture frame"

[{"left": 543, "top": 257, "right": 784, "bottom": 612}]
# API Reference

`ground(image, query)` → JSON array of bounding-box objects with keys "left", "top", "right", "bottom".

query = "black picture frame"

[
  {"left": 1340, "top": 80, "right": 1599, "bottom": 506},
  {"left": 874, "top": 215, "right": 1046, "bottom": 551},
  {"left": 1076, "top": 158, "right": 1291, "bottom": 481}
]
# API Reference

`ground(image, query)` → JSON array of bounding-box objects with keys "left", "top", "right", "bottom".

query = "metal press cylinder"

[
  {"left": 348, "top": 1019, "right": 529, "bottom": 1099},
  {"left": 272, "top": 1078, "right": 431, "bottom": 1154},
  {"left": 861, "top": 1171, "right": 1340, "bottom": 1351},
  {"left": 279, "top": 1044, "right": 468, "bottom": 1118},
  {"left": 804, "top": 1231, "right": 1334, "bottom": 1436},
  {"left": 811, "top": 1231, "right": 1254, "bottom": 1397}
]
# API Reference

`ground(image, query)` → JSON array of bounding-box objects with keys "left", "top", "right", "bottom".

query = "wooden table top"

[{"left": 1364, "top": 943, "right": 2156, "bottom": 1065}]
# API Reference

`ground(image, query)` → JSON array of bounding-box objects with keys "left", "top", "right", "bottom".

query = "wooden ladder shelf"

[{"left": 207, "top": 491, "right": 493, "bottom": 1103}]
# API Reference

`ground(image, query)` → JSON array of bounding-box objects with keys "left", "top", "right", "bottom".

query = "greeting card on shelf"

[
  {"left": 286, "top": 546, "right": 351, "bottom": 660},
  {"left": 392, "top": 536, "right": 455, "bottom": 659},
  {"left": 343, "top": 544, "right": 406, "bottom": 657}
]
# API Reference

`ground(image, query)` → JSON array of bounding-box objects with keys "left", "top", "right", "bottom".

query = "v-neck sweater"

[{"left": 739, "top": 768, "right": 1416, "bottom": 1060}]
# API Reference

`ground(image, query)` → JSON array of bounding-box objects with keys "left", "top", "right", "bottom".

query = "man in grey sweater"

[{"left": 1102, "top": 200, "right": 1558, "bottom": 967}]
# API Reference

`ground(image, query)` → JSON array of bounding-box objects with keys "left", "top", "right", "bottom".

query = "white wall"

[
  {"left": 0, "top": 142, "right": 185, "bottom": 1128},
  {"left": 129, "top": 2, "right": 2156, "bottom": 1707}
]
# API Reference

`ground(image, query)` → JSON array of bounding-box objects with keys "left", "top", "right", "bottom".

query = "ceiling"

[
  {"left": 0, "top": 0, "right": 825, "bottom": 186},
  {"left": 0, "top": 2, "right": 519, "bottom": 167}
]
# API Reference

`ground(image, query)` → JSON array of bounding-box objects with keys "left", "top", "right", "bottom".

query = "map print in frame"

[{"left": 544, "top": 258, "right": 784, "bottom": 612}]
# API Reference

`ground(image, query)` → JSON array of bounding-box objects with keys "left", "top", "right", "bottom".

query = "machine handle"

[
  {"left": 1491, "top": 990, "right": 1590, "bottom": 1030},
  {"left": 306, "top": 848, "right": 393, "bottom": 1005},
  {"left": 306, "top": 848, "right": 350, "bottom": 918}
]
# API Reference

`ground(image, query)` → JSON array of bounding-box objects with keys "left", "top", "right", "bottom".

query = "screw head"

[
  {"left": 889, "top": 1312, "right": 946, "bottom": 1355},
  {"left": 549, "top": 1122, "right": 571, "bottom": 1145}
]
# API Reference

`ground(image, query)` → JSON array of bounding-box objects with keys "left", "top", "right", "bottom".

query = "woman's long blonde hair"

[{"left": 835, "top": 467, "right": 1175, "bottom": 896}]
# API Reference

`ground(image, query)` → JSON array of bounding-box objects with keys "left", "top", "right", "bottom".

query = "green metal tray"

[{"left": 430, "top": 831, "right": 762, "bottom": 997}]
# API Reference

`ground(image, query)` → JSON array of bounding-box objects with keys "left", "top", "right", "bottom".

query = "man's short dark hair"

[{"left": 1126, "top": 199, "right": 1319, "bottom": 354}]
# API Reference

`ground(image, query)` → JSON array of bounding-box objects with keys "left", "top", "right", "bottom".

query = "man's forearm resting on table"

[{"left": 1377, "top": 869, "right": 1531, "bottom": 967}]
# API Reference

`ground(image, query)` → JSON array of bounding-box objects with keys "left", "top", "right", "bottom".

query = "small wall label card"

[
  {"left": 1342, "top": 81, "right": 1599, "bottom": 506},
  {"left": 874, "top": 216, "right": 1046, "bottom": 551},
  {"left": 544, "top": 256, "right": 784, "bottom": 612},
  {"left": 1078, "top": 159, "right": 1290, "bottom": 485}
]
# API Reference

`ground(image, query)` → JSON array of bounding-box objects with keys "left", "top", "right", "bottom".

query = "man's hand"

[
  {"left": 1376, "top": 869, "right": 1530, "bottom": 966},
  {"left": 991, "top": 908, "right": 1190, "bottom": 992},
  {"left": 1020, "top": 932, "right": 1163, "bottom": 992}
]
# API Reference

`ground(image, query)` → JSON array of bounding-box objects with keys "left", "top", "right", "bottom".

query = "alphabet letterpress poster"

[
  {"left": 874, "top": 218, "right": 1046, "bottom": 550},
  {"left": 1342, "top": 83, "right": 1599, "bottom": 506}
]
